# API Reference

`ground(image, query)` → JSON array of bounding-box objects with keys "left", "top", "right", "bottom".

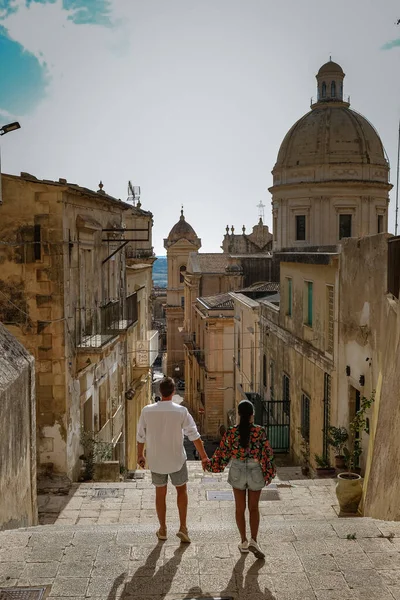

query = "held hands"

[
  {"left": 138, "top": 455, "right": 146, "bottom": 469},
  {"left": 201, "top": 456, "right": 210, "bottom": 471}
]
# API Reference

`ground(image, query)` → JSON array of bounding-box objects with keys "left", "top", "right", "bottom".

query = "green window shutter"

[{"left": 307, "top": 282, "right": 313, "bottom": 326}]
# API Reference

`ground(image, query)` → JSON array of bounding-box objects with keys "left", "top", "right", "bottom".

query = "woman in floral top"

[{"left": 205, "top": 399, "right": 276, "bottom": 559}]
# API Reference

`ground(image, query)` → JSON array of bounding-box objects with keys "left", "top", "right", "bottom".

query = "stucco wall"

[
  {"left": 0, "top": 323, "right": 37, "bottom": 530},
  {"left": 337, "top": 235, "right": 400, "bottom": 519},
  {"left": 363, "top": 296, "right": 400, "bottom": 519}
]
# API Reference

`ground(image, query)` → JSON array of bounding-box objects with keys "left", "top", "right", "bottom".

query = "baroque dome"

[
  {"left": 275, "top": 107, "right": 387, "bottom": 169},
  {"left": 164, "top": 209, "right": 201, "bottom": 249},
  {"left": 272, "top": 60, "right": 389, "bottom": 187}
]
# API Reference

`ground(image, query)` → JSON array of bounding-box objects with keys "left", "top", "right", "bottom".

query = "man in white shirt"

[{"left": 137, "top": 377, "right": 208, "bottom": 543}]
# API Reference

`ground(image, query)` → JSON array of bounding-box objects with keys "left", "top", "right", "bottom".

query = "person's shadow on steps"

[{"left": 107, "top": 541, "right": 190, "bottom": 600}]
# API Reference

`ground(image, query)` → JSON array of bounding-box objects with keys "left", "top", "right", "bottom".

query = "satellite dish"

[{"left": 172, "top": 394, "right": 183, "bottom": 405}]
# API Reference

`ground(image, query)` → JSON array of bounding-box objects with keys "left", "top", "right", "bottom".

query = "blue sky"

[
  {"left": 0, "top": 1, "right": 399, "bottom": 254},
  {"left": 0, "top": 0, "right": 112, "bottom": 114}
]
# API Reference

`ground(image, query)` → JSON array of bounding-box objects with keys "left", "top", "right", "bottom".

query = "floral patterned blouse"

[{"left": 205, "top": 425, "right": 276, "bottom": 484}]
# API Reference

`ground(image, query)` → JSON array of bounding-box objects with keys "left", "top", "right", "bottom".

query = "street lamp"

[
  {"left": 0, "top": 122, "right": 21, "bottom": 136},
  {"left": 0, "top": 121, "right": 21, "bottom": 204}
]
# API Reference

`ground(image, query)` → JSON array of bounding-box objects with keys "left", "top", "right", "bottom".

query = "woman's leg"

[
  {"left": 233, "top": 487, "right": 247, "bottom": 543},
  {"left": 248, "top": 489, "right": 262, "bottom": 541}
]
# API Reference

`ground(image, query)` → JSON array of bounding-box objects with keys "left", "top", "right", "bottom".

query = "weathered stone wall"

[
  {"left": 362, "top": 296, "right": 400, "bottom": 519},
  {"left": 0, "top": 323, "right": 37, "bottom": 530},
  {"left": 337, "top": 235, "right": 400, "bottom": 519}
]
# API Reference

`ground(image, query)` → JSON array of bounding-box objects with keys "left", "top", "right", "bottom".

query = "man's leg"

[
  {"left": 171, "top": 463, "right": 190, "bottom": 542},
  {"left": 176, "top": 483, "right": 188, "bottom": 531},
  {"left": 155, "top": 484, "right": 168, "bottom": 536}
]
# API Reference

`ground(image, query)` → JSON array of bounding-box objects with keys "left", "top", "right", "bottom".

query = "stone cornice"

[
  {"left": 269, "top": 179, "right": 393, "bottom": 194},
  {"left": 260, "top": 313, "right": 334, "bottom": 372}
]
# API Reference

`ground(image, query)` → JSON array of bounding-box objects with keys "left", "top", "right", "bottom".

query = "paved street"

[{"left": 2, "top": 463, "right": 400, "bottom": 599}]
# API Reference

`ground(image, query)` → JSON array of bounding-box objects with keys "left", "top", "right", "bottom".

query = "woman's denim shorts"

[{"left": 227, "top": 458, "right": 265, "bottom": 491}]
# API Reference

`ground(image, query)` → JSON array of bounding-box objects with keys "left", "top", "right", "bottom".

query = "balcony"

[
  {"left": 76, "top": 293, "right": 138, "bottom": 349},
  {"left": 126, "top": 247, "right": 154, "bottom": 260},
  {"left": 135, "top": 330, "right": 159, "bottom": 368},
  {"left": 194, "top": 348, "right": 205, "bottom": 367}
]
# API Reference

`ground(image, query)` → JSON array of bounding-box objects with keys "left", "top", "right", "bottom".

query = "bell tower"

[{"left": 164, "top": 208, "right": 201, "bottom": 378}]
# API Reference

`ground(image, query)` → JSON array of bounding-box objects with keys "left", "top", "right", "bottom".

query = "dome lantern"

[{"left": 315, "top": 59, "right": 345, "bottom": 105}]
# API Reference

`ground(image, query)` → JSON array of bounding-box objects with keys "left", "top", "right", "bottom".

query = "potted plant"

[
  {"left": 80, "top": 430, "right": 117, "bottom": 482},
  {"left": 327, "top": 426, "right": 349, "bottom": 469},
  {"left": 300, "top": 436, "right": 310, "bottom": 476},
  {"left": 335, "top": 391, "right": 375, "bottom": 515},
  {"left": 314, "top": 454, "right": 336, "bottom": 478}
]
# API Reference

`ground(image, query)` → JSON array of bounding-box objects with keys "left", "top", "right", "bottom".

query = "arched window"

[
  {"left": 179, "top": 265, "right": 186, "bottom": 283},
  {"left": 321, "top": 82, "right": 327, "bottom": 98},
  {"left": 331, "top": 81, "right": 336, "bottom": 98}
]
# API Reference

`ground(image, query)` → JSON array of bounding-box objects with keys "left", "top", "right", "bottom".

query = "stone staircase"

[{"left": 1, "top": 463, "right": 400, "bottom": 600}]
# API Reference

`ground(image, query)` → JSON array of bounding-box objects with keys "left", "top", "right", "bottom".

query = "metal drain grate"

[
  {"left": 206, "top": 490, "right": 234, "bottom": 501},
  {"left": 93, "top": 488, "right": 122, "bottom": 498},
  {"left": 126, "top": 471, "right": 145, "bottom": 480},
  {"left": 260, "top": 489, "right": 280, "bottom": 501},
  {"left": 0, "top": 588, "right": 46, "bottom": 600}
]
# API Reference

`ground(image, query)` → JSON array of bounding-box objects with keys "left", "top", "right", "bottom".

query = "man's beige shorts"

[{"left": 151, "top": 461, "right": 189, "bottom": 487}]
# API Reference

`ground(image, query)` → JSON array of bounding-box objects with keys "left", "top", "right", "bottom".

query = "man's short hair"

[{"left": 159, "top": 377, "right": 175, "bottom": 398}]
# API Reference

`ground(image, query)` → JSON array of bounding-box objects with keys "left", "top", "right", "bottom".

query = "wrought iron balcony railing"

[{"left": 76, "top": 292, "right": 138, "bottom": 348}]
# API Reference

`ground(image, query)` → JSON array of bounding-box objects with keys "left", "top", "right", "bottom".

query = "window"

[
  {"left": 99, "top": 380, "right": 108, "bottom": 430},
  {"left": 304, "top": 281, "right": 313, "bottom": 327},
  {"left": 237, "top": 333, "right": 241, "bottom": 368},
  {"left": 282, "top": 374, "right": 290, "bottom": 416},
  {"left": 269, "top": 360, "right": 275, "bottom": 400},
  {"left": 295, "top": 215, "right": 306, "bottom": 241},
  {"left": 339, "top": 214, "right": 352, "bottom": 239},
  {"left": 326, "top": 285, "right": 334, "bottom": 355},
  {"left": 179, "top": 265, "right": 186, "bottom": 283},
  {"left": 181, "top": 296, "right": 184, "bottom": 308},
  {"left": 301, "top": 393, "right": 310, "bottom": 442},
  {"left": 34, "top": 224, "right": 41, "bottom": 261},
  {"left": 262, "top": 354, "right": 267, "bottom": 388},
  {"left": 377, "top": 214, "right": 384, "bottom": 234},
  {"left": 321, "top": 81, "right": 327, "bottom": 98},
  {"left": 331, "top": 80, "right": 336, "bottom": 98},
  {"left": 287, "top": 278, "right": 292, "bottom": 317},
  {"left": 17, "top": 224, "right": 41, "bottom": 263}
]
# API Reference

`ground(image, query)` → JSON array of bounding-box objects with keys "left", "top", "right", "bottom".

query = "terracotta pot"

[
  {"left": 336, "top": 472, "right": 363, "bottom": 514},
  {"left": 334, "top": 455, "right": 346, "bottom": 470}
]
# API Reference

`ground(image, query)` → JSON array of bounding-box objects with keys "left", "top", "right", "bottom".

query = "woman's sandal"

[
  {"left": 156, "top": 528, "right": 167, "bottom": 541},
  {"left": 176, "top": 528, "right": 191, "bottom": 543}
]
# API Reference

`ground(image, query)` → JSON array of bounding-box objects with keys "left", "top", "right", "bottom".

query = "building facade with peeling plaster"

[{"left": 0, "top": 174, "right": 157, "bottom": 480}]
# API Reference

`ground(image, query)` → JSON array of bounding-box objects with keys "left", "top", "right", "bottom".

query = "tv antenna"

[
  {"left": 127, "top": 181, "right": 141, "bottom": 207},
  {"left": 257, "top": 200, "right": 265, "bottom": 222}
]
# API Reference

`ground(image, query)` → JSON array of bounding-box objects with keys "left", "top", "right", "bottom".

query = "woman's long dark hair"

[{"left": 238, "top": 400, "right": 254, "bottom": 448}]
